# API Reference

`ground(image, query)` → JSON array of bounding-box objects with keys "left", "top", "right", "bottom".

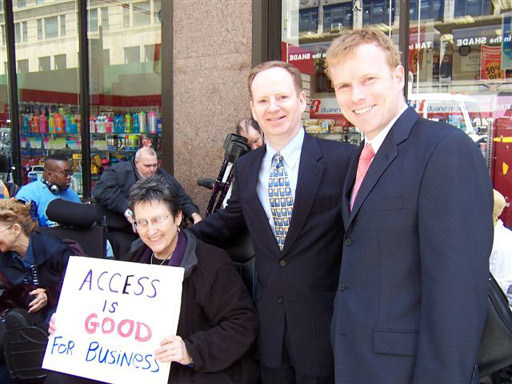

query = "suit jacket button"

[
  {"left": 344, "top": 238, "right": 352, "bottom": 246},
  {"left": 338, "top": 283, "right": 347, "bottom": 291},
  {"left": 277, "top": 296, "right": 284, "bottom": 304},
  {"left": 280, "top": 260, "right": 286, "bottom": 267}
]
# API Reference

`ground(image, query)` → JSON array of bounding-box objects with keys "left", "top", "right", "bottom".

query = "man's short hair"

[
  {"left": 325, "top": 27, "right": 402, "bottom": 80},
  {"left": 44, "top": 154, "right": 70, "bottom": 170},
  {"left": 236, "top": 118, "right": 261, "bottom": 136},
  {"left": 135, "top": 146, "right": 157, "bottom": 161},
  {"left": 248, "top": 61, "right": 303, "bottom": 99}
]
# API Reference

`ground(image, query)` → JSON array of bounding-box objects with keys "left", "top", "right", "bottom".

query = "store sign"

[
  {"left": 502, "top": 14, "right": 512, "bottom": 71},
  {"left": 43, "top": 257, "right": 184, "bottom": 384},
  {"left": 282, "top": 42, "right": 314, "bottom": 75},
  {"left": 310, "top": 98, "right": 343, "bottom": 119},
  {"left": 480, "top": 45, "right": 504, "bottom": 80}
]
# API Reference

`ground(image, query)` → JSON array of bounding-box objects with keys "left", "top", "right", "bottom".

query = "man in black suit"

[
  {"left": 190, "top": 61, "right": 354, "bottom": 383},
  {"left": 325, "top": 27, "right": 493, "bottom": 383}
]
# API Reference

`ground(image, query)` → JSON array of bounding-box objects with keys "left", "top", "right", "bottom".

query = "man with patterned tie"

[
  {"left": 190, "top": 61, "right": 354, "bottom": 383},
  {"left": 326, "top": 27, "right": 493, "bottom": 383}
]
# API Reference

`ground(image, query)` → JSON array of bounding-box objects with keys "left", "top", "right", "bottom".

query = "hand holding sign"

[{"left": 155, "top": 335, "right": 192, "bottom": 365}]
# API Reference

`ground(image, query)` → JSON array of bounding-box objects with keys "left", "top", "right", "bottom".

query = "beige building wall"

[{"left": 173, "top": 0, "right": 253, "bottom": 214}]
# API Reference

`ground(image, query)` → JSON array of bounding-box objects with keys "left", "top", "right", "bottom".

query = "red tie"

[{"left": 351, "top": 143, "right": 375, "bottom": 210}]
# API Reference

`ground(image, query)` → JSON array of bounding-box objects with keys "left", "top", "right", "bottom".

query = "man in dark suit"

[
  {"left": 325, "top": 27, "right": 493, "bottom": 383},
  {"left": 190, "top": 61, "right": 354, "bottom": 383}
]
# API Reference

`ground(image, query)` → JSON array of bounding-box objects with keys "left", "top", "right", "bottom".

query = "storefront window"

[
  {"left": 0, "top": 6, "right": 11, "bottom": 183},
  {"left": 282, "top": 0, "right": 398, "bottom": 146},
  {"left": 88, "top": 0, "right": 162, "bottom": 192},
  {"left": 14, "top": 1, "right": 80, "bottom": 192},
  {"left": 281, "top": 0, "right": 512, "bottom": 227}
]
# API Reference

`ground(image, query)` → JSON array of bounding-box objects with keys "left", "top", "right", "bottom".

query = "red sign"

[{"left": 282, "top": 42, "right": 314, "bottom": 75}]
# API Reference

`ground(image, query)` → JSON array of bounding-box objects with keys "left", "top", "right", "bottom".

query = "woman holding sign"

[
  {"left": 45, "top": 176, "right": 258, "bottom": 384},
  {"left": 126, "top": 175, "right": 258, "bottom": 383}
]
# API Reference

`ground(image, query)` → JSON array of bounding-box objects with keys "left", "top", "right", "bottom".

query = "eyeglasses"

[
  {"left": 135, "top": 214, "right": 170, "bottom": 230},
  {"left": 0, "top": 225, "right": 12, "bottom": 232},
  {"left": 49, "top": 169, "right": 73, "bottom": 177}
]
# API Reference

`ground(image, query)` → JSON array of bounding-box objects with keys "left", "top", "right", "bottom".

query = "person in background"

[
  {"left": 236, "top": 117, "right": 264, "bottom": 150},
  {"left": 16, "top": 154, "right": 80, "bottom": 227},
  {"left": 191, "top": 61, "right": 354, "bottom": 384},
  {"left": 326, "top": 27, "right": 493, "bottom": 383},
  {"left": 44, "top": 175, "right": 258, "bottom": 384},
  {"left": 0, "top": 199, "right": 72, "bottom": 323},
  {"left": 92, "top": 146, "right": 202, "bottom": 259},
  {"left": 0, "top": 179, "right": 9, "bottom": 199},
  {"left": 490, "top": 188, "right": 512, "bottom": 299}
]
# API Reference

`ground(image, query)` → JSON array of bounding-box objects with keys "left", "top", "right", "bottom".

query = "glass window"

[
  {"left": 15, "top": 1, "right": 80, "bottom": 191},
  {"left": 101, "top": 7, "right": 109, "bottom": 30},
  {"left": 88, "top": 0, "right": 162, "bottom": 193},
  {"left": 17, "top": 59, "right": 28, "bottom": 73},
  {"left": 123, "top": 4, "right": 130, "bottom": 27},
  {"left": 154, "top": 0, "right": 161, "bottom": 23},
  {"left": 89, "top": 8, "right": 98, "bottom": 32},
  {"left": 363, "top": 0, "right": 395, "bottom": 25},
  {"left": 17, "top": 0, "right": 26, "bottom": 8},
  {"left": 1, "top": 26, "right": 4, "bottom": 45},
  {"left": 44, "top": 16, "right": 58, "bottom": 39},
  {"left": 133, "top": 1, "right": 150, "bottom": 26},
  {"left": 299, "top": 8, "right": 318, "bottom": 33},
  {"left": 144, "top": 44, "right": 155, "bottom": 62},
  {"left": 54, "top": 54, "right": 66, "bottom": 70},
  {"left": 60, "top": 15, "right": 66, "bottom": 36},
  {"left": 38, "top": 56, "right": 50, "bottom": 71},
  {"left": 124, "top": 46, "right": 140, "bottom": 64},
  {"left": 22, "top": 21, "right": 27, "bottom": 41},
  {"left": 323, "top": 4, "right": 353, "bottom": 32},
  {"left": 15, "top": 23, "right": 20, "bottom": 43},
  {"left": 37, "top": 19, "right": 42, "bottom": 40}
]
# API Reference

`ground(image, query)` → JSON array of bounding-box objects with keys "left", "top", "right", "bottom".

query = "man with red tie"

[{"left": 326, "top": 27, "right": 493, "bottom": 383}]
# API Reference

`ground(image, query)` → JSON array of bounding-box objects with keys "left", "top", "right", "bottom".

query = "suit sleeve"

[
  {"left": 160, "top": 170, "right": 200, "bottom": 218},
  {"left": 184, "top": 255, "right": 258, "bottom": 372},
  {"left": 92, "top": 167, "right": 130, "bottom": 215},
  {"left": 189, "top": 164, "right": 246, "bottom": 246},
  {"left": 414, "top": 131, "right": 493, "bottom": 382}
]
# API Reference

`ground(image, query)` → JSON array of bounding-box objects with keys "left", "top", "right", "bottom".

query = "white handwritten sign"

[{"left": 43, "top": 256, "right": 184, "bottom": 384}]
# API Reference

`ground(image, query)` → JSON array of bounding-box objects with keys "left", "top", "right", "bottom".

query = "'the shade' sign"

[{"left": 43, "top": 256, "right": 184, "bottom": 384}]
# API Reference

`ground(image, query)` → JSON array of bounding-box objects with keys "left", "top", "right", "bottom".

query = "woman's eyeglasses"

[{"left": 135, "top": 214, "right": 170, "bottom": 230}]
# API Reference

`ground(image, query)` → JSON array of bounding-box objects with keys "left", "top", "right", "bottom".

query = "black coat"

[
  {"left": 126, "top": 231, "right": 258, "bottom": 384},
  {"left": 190, "top": 134, "right": 355, "bottom": 377},
  {"left": 92, "top": 160, "right": 199, "bottom": 220},
  {"left": 0, "top": 231, "right": 73, "bottom": 320}
]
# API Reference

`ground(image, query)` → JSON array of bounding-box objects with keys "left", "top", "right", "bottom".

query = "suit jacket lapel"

[
  {"left": 348, "top": 108, "right": 419, "bottom": 225},
  {"left": 245, "top": 147, "right": 277, "bottom": 246},
  {"left": 283, "top": 134, "right": 325, "bottom": 253}
]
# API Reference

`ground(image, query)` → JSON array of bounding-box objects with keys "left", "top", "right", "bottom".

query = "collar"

[
  {"left": 364, "top": 104, "right": 408, "bottom": 154},
  {"left": 265, "top": 127, "right": 304, "bottom": 171}
]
